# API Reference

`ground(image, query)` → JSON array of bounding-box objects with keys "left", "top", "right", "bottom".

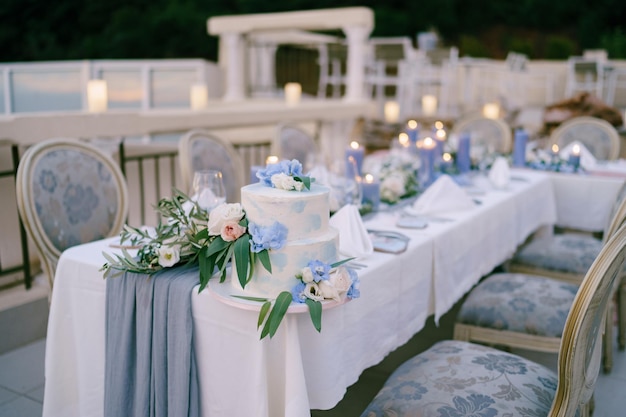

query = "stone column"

[
  {"left": 222, "top": 32, "right": 246, "bottom": 101},
  {"left": 342, "top": 25, "right": 371, "bottom": 102}
]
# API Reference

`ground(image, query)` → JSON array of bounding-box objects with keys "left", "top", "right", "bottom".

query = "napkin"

[
  {"left": 409, "top": 175, "right": 475, "bottom": 215},
  {"left": 329, "top": 204, "right": 374, "bottom": 258},
  {"left": 488, "top": 156, "right": 510, "bottom": 189},
  {"left": 559, "top": 141, "right": 597, "bottom": 169}
]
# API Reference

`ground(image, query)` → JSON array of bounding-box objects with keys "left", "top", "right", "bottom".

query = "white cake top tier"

[{"left": 241, "top": 182, "right": 330, "bottom": 241}]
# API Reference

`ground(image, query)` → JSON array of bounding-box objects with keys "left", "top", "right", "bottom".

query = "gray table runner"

[{"left": 104, "top": 265, "right": 200, "bottom": 417}]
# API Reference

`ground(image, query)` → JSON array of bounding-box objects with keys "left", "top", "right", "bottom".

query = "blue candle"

[
  {"left": 345, "top": 141, "right": 365, "bottom": 176},
  {"left": 406, "top": 120, "right": 419, "bottom": 145},
  {"left": 361, "top": 174, "right": 381, "bottom": 211},
  {"left": 568, "top": 144, "right": 581, "bottom": 168},
  {"left": 456, "top": 133, "right": 471, "bottom": 173},
  {"left": 250, "top": 165, "right": 262, "bottom": 184},
  {"left": 419, "top": 137, "right": 436, "bottom": 187},
  {"left": 513, "top": 129, "right": 528, "bottom": 167}
]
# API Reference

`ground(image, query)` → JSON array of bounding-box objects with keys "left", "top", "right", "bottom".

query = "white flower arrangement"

[{"left": 364, "top": 151, "right": 419, "bottom": 204}]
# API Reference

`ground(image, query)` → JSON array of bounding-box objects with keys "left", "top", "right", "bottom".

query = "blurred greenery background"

[{"left": 2, "top": 0, "right": 625, "bottom": 62}]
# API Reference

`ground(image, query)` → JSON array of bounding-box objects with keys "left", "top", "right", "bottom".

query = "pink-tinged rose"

[
  {"left": 329, "top": 267, "right": 352, "bottom": 294},
  {"left": 220, "top": 221, "right": 246, "bottom": 242},
  {"left": 318, "top": 279, "right": 341, "bottom": 302},
  {"left": 207, "top": 203, "right": 244, "bottom": 235}
]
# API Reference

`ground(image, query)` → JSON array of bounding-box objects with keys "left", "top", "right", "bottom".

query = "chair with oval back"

[
  {"left": 16, "top": 138, "right": 129, "bottom": 289},
  {"left": 549, "top": 116, "right": 620, "bottom": 161},
  {"left": 451, "top": 115, "right": 513, "bottom": 154},
  {"left": 273, "top": 123, "right": 318, "bottom": 167},
  {"left": 178, "top": 129, "right": 244, "bottom": 203},
  {"left": 361, "top": 221, "right": 626, "bottom": 417}
]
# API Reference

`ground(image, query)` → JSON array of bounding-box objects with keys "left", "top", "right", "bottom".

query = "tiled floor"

[{"left": 0, "top": 334, "right": 625, "bottom": 416}]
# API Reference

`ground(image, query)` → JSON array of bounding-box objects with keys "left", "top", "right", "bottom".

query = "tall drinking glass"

[{"left": 191, "top": 170, "right": 226, "bottom": 211}]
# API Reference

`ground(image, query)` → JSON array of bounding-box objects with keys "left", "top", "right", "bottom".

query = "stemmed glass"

[
  {"left": 327, "top": 156, "right": 363, "bottom": 212},
  {"left": 191, "top": 170, "right": 226, "bottom": 211}
]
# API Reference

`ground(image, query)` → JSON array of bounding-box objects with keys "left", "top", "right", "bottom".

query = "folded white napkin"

[
  {"left": 559, "top": 141, "right": 597, "bottom": 169},
  {"left": 329, "top": 204, "right": 374, "bottom": 258},
  {"left": 410, "top": 175, "right": 475, "bottom": 215},
  {"left": 488, "top": 156, "right": 510, "bottom": 189}
]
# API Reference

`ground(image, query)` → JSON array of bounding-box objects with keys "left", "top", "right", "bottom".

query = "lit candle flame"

[
  {"left": 434, "top": 121, "right": 444, "bottom": 130},
  {"left": 572, "top": 144, "right": 581, "bottom": 155},
  {"left": 551, "top": 144, "right": 559, "bottom": 154},
  {"left": 443, "top": 153, "right": 452, "bottom": 162},
  {"left": 364, "top": 174, "right": 374, "bottom": 183},
  {"left": 407, "top": 120, "right": 418, "bottom": 129},
  {"left": 350, "top": 141, "right": 360, "bottom": 150},
  {"left": 266, "top": 155, "right": 279, "bottom": 164},
  {"left": 398, "top": 133, "right": 409, "bottom": 147},
  {"left": 423, "top": 137, "right": 435, "bottom": 148},
  {"left": 436, "top": 129, "right": 446, "bottom": 140}
]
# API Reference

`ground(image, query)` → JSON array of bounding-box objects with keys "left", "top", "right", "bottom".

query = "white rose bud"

[
  {"left": 329, "top": 267, "right": 352, "bottom": 295},
  {"left": 301, "top": 267, "right": 314, "bottom": 283},
  {"left": 318, "top": 279, "right": 341, "bottom": 302},
  {"left": 303, "top": 282, "right": 325, "bottom": 302}
]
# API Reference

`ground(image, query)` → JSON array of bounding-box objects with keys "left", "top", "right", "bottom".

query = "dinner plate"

[{"left": 208, "top": 276, "right": 347, "bottom": 313}]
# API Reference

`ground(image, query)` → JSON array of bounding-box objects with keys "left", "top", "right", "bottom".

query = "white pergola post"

[
  {"left": 343, "top": 25, "right": 372, "bottom": 102},
  {"left": 221, "top": 32, "right": 246, "bottom": 101}
]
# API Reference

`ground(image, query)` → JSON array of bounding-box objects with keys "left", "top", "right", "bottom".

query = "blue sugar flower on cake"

[{"left": 256, "top": 159, "right": 312, "bottom": 191}]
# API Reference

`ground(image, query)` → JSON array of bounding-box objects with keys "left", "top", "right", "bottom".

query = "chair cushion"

[
  {"left": 33, "top": 149, "right": 121, "bottom": 252},
  {"left": 361, "top": 340, "right": 557, "bottom": 417},
  {"left": 457, "top": 273, "right": 578, "bottom": 337},
  {"left": 512, "top": 233, "right": 602, "bottom": 275}
]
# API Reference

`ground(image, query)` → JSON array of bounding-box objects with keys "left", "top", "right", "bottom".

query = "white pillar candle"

[
  {"left": 190, "top": 83, "right": 208, "bottom": 110},
  {"left": 266, "top": 155, "right": 279, "bottom": 165},
  {"left": 421, "top": 95, "right": 437, "bottom": 116},
  {"left": 284, "top": 82, "right": 302, "bottom": 106},
  {"left": 482, "top": 102, "right": 500, "bottom": 119},
  {"left": 384, "top": 100, "right": 400, "bottom": 123},
  {"left": 87, "top": 80, "right": 108, "bottom": 113}
]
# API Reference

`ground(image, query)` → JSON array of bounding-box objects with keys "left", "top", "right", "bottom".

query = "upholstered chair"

[
  {"left": 451, "top": 115, "right": 513, "bottom": 154},
  {"left": 549, "top": 116, "right": 620, "bottom": 161},
  {"left": 273, "top": 123, "right": 318, "bottom": 167},
  {"left": 507, "top": 181, "right": 626, "bottom": 367},
  {"left": 178, "top": 129, "right": 244, "bottom": 203},
  {"left": 362, "top": 222, "right": 626, "bottom": 417},
  {"left": 16, "top": 139, "right": 128, "bottom": 289}
]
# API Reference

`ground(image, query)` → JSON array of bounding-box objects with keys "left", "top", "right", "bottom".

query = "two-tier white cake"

[{"left": 232, "top": 182, "right": 339, "bottom": 298}]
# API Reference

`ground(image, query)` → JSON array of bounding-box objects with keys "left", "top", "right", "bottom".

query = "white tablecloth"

[{"left": 42, "top": 170, "right": 556, "bottom": 417}]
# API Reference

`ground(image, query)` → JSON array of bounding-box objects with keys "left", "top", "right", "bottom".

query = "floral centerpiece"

[
  {"left": 363, "top": 151, "right": 419, "bottom": 204},
  {"left": 101, "top": 159, "right": 359, "bottom": 339}
]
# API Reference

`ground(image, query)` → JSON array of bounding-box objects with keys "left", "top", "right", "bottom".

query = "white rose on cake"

[
  {"left": 207, "top": 203, "right": 245, "bottom": 236},
  {"left": 271, "top": 173, "right": 304, "bottom": 191}
]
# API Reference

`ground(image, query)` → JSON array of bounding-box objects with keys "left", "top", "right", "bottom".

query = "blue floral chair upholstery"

[
  {"left": 364, "top": 223, "right": 626, "bottom": 417},
  {"left": 549, "top": 116, "right": 620, "bottom": 161},
  {"left": 274, "top": 123, "right": 318, "bottom": 168},
  {"left": 178, "top": 129, "right": 244, "bottom": 203},
  {"left": 508, "top": 181, "right": 626, "bottom": 368},
  {"left": 16, "top": 139, "right": 128, "bottom": 288}
]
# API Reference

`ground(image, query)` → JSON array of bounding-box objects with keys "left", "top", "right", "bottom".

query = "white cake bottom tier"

[{"left": 232, "top": 228, "right": 339, "bottom": 299}]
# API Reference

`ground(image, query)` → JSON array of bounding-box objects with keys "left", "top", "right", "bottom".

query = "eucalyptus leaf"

[
  {"left": 234, "top": 235, "right": 250, "bottom": 288},
  {"left": 257, "top": 249, "right": 272, "bottom": 273},
  {"left": 263, "top": 291, "right": 293, "bottom": 339},
  {"left": 258, "top": 301, "right": 272, "bottom": 329},
  {"left": 206, "top": 237, "right": 229, "bottom": 257},
  {"left": 331, "top": 258, "right": 354, "bottom": 268},
  {"left": 305, "top": 299, "right": 323, "bottom": 332}
]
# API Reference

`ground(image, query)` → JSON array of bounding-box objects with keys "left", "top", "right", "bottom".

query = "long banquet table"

[{"left": 42, "top": 170, "right": 557, "bottom": 417}]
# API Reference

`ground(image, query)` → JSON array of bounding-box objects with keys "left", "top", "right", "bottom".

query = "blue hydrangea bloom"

[
  {"left": 248, "top": 221, "right": 288, "bottom": 253},
  {"left": 307, "top": 259, "right": 331, "bottom": 282},
  {"left": 347, "top": 268, "right": 360, "bottom": 299},
  {"left": 291, "top": 281, "right": 307, "bottom": 303},
  {"left": 256, "top": 159, "right": 303, "bottom": 187}
]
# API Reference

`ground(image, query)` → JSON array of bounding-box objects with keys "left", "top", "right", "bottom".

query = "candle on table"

[
  {"left": 482, "top": 102, "right": 500, "bottom": 119},
  {"left": 440, "top": 152, "right": 453, "bottom": 171},
  {"left": 266, "top": 155, "right": 279, "bottom": 165},
  {"left": 406, "top": 120, "right": 419, "bottom": 145},
  {"left": 250, "top": 165, "right": 262, "bottom": 184},
  {"left": 422, "top": 94, "right": 437, "bottom": 116},
  {"left": 87, "top": 79, "right": 108, "bottom": 113},
  {"left": 568, "top": 144, "right": 581, "bottom": 168},
  {"left": 361, "top": 174, "right": 381, "bottom": 211},
  {"left": 512, "top": 128, "right": 528, "bottom": 167},
  {"left": 551, "top": 144, "right": 560, "bottom": 164},
  {"left": 419, "top": 137, "right": 436, "bottom": 187},
  {"left": 398, "top": 133, "right": 410, "bottom": 148},
  {"left": 384, "top": 101, "right": 400, "bottom": 124},
  {"left": 434, "top": 120, "right": 444, "bottom": 130},
  {"left": 345, "top": 141, "right": 365, "bottom": 176},
  {"left": 284, "top": 82, "right": 302, "bottom": 106},
  {"left": 456, "top": 132, "right": 471, "bottom": 173},
  {"left": 434, "top": 128, "right": 446, "bottom": 159},
  {"left": 190, "top": 83, "right": 208, "bottom": 110}
]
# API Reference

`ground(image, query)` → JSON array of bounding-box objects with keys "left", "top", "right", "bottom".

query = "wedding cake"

[{"left": 232, "top": 182, "right": 339, "bottom": 298}]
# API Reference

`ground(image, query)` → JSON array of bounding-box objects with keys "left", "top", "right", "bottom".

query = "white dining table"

[{"left": 42, "top": 170, "right": 557, "bottom": 417}]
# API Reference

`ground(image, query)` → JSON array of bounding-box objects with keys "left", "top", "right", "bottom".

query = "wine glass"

[
  {"left": 191, "top": 170, "right": 226, "bottom": 211},
  {"left": 327, "top": 156, "right": 363, "bottom": 212}
]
